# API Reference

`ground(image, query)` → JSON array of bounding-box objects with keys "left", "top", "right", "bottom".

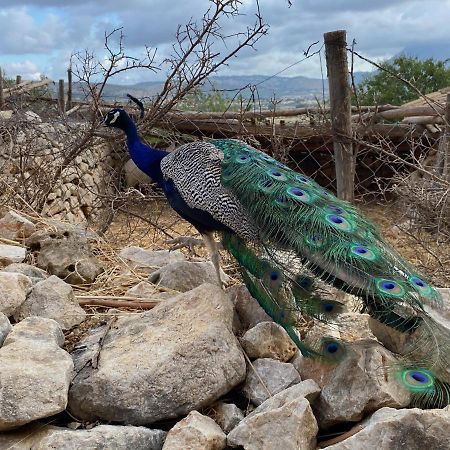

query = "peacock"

[{"left": 103, "top": 95, "right": 450, "bottom": 409}]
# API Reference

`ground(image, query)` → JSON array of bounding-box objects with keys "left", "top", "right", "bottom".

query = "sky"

[{"left": 0, "top": 0, "right": 449, "bottom": 85}]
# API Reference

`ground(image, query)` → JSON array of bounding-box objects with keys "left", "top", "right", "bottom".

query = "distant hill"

[{"left": 64, "top": 74, "right": 331, "bottom": 103}]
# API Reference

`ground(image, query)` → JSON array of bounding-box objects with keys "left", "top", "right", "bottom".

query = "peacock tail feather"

[{"left": 214, "top": 138, "right": 449, "bottom": 407}]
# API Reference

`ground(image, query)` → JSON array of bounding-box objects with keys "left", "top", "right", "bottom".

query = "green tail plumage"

[{"left": 214, "top": 138, "right": 450, "bottom": 408}]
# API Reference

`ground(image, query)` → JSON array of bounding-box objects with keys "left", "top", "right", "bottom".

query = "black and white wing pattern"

[{"left": 160, "top": 141, "right": 258, "bottom": 239}]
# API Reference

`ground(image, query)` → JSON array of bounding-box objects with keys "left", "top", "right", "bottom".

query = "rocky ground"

[{"left": 0, "top": 209, "right": 449, "bottom": 450}]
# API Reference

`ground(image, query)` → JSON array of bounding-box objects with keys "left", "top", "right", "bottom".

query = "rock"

[
  {"left": 125, "top": 281, "right": 173, "bottom": 300},
  {"left": 227, "top": 284, "right": 271, "bottom": 330},
  {"left": 1, "top": 262, "right": 49, "bottom": 284},
  {"left": 13, "top": 275, "right": 86, "bottom": 330},
  {"left": 0, "top": 312, "right": 12, "bottom": 346},
  {"left": 326, "top": 407, "right": 450, "bottom": 450},
  {"left": 124, "top": 158, "right": 153, "bottom": 187},
  {"left": 242, "top": 358, "right": 301, "bottom": 406},
  {"left": 163, "top": 411, "right": 226, "bottom": 450},
  {"left": 292, "top": 340, "right": 411, "bottom": 428},
  {"left": 0, "top": 423, "right": 166, "bottom": 450},
  {"left": 0, "top": 211, "right": 36, "bottom": 240},
  {"left": 68, "top": 283, "right": 246, "bottom": 425},
  {"left": 26, "top": 226, "right": 103, "bottom": 284},
  {"left": 0, "top": 317, "right": 73, "bottom": 431},
  {"left": 23, "top": 110, "right": 42, "bottom": 123},
  {"left": 0, "top": 272, "right": 31, "bottom": 316},
  {"left": 0, "top": 110, "right": 13, "bottom": 120},
  {"left": 228, "top": 382, "right": 319, "bottom": 450},
  {"left": 240, "top": 321, "right": 297, "bottom": 362},
  {"left": 0, "top": 243, "right": 26, "bottom": 266},
  {"left": 212, "top": 402, "right": 244, "bottom": 434},
  {"left": 126, "top": 280, "right": 158, "bottom": 297},
  {"left": 119, "top": 246, "right": 186, "bottom": 272},
  {"left": 148, "top": 261, "right": 219, "bottom": 292}
]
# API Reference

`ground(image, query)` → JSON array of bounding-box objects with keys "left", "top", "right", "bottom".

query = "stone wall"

[{"left": 0, "top": 110, "right": 122, "bottom": 223}]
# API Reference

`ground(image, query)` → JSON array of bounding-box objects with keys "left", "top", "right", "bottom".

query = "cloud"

[
  {"left": 1, "top": 60, "right": 42, "bottom": 80},
  {"left": 0, "top": 8, "right": 66, "bottom": 54},
  {"left": 0, "top": 0, "right": 449, "bottom": 83}
]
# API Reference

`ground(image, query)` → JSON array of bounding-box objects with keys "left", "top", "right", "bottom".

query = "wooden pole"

[
  {"left": 324, "top": 30, "right": 354, "bottom": 202},
  {"left": 67, "top": 67, "right": 72, "bottom": 110},
  {"left": 15, "top": 75, "right": 22, "bottom": 85},
  {"left": 58, "top": 79, "right": 65, "bottom": 113},
  {"left": 0, "top": 68, "right": 3, "bottom": 109}
]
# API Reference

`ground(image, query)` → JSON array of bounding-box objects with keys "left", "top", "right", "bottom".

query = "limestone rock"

[
  {"left": 0, "top": 211, "right": 36, "bottom": 240},
  {"left": 0, "top": 244, "right": 26, "bottom": 266},
  {"left": 326, "top": 407, "right": 450, "bottom": 450},
  {"left": 292, "top": 340, "right": 411, "bottom": 428},
  {"left": 2, "top": 262, "right": 49, "bottom": 285},
  {"left": 240, "top": 321, "right": 297, "bottom": 362},
  {"left": 26, "top": 226, "right": 103, "bottom": 284},
  {"left": 212, "top": 402, "right": 244, "bottom": 434},
  {"left": 125, "top": 280, "right": 158, "bottom": 297},
  {"left": 0, "top": 317, "right": 73, "bottom": 431},
  {"left": 163, "top": 411, "right": 226, "bottom": 450},
  {"left": 0, "top": 312, "right": 12, "bottom": 346},
  {"left": 0, "top": 424, "right": 166, "bottom": 450},
  {"left": 124, "top": 158, "right": 153, "bottom": 187},
  {"left": 13, "top": 275, "right": 86, "bottom": 330},
  {"left": 119, "top": 246, "right": 185, "bottom": 272},
  {"left": 0, "top": 272, "right": 31, "bottom": 316},
  {"left": 242, "top": 358, "right": 301, "bottom": 406},
  {"left": 227, "top": 284, "right": 271, "bottom": 330},
  {"left": 148, "top": 261, "right": 219, "bottom": 292},
  {"left": 228, "top": 383, "right": 319, "bottom": 450},
  {"left": 68, "top": 283, "right": 246, "bottom": 425}
]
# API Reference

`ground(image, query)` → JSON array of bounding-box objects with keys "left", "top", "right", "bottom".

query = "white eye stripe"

[{"left": 109, "top": 111, "right": 120, "bottom": 124}]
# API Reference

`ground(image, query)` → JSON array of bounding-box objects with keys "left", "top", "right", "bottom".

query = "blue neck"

[{"left": 122, "top": 115, "right": 167, "bottom": 185}]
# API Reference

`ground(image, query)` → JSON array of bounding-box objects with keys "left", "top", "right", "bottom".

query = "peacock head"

[{"left": 103, "top": 108, "right": 129, "bottom": 130}]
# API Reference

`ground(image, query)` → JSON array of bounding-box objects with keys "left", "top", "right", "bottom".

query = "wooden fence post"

[
  {"left": 324, "top": 30, "right": 354, "bottom": 202},
  {"left": 0, "top": 68, "right": 3, "bottom": 109},
  {"left": 16, "top": 75, "right": 22, "bottom": 85},
  {"left": 58, "top": 79, "right": 65, "bottom": 113},
  {"left": 436, "top": 93, "right": 450, "bottom": 181},
  {"left": 67, "top": 68, "right": 73, "bottom": 110}
]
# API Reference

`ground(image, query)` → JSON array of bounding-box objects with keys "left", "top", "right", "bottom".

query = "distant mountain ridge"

[{"left": 66, "top": 74, "right": 334, "bottom": 102}]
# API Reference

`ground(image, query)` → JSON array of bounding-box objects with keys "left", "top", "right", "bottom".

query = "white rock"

[
  {"left": 68, "top": 283, "right": 246, "bottom": 425},
  {"left": 1, "top": 262, "right": 48, "bottom": 284},
  {"left": 119, "top": 246, "right": 186, "bottom": 272},
  {"left": 242, "top": 358, "right": 301, "bottom": 406},
  {"left": 240, "top": 321, "right": 297, "bottom": 362},
  {"left": 212, "top": 402, "right": 244, "bottom": 434},
  {"left": 0, "top": 317, "right": 74, "bottom": 431},
  {"left": 148, "top": 261, "right": 219, "bottom": 292},
  {"left": 0, "top": 110, "right": 13, "bottom": 120},
  {"left": 292, "top": 340, "right": 410, "bottom": 428},
  {"left": 326, "top": 407, "right": 450, "bottom": 450},
  {"left": 0, "top": 423, "right": 166, "bottom": 450},
  {"left": 14, "top": 275, "right": 86, "bottom": 330},
  {"left": 163, "top": 411, "right": 226, "bottom": 450},
  {"left": 228, "top": 382, "right": 319, "bottom": 450},
  {"left": 0, "top": 211, "right": 36, "bottom": 240},
  {"left": 0, "top": 312, "right": 12, "bottom": 346},
  {"left": 0, "top": 272, "right": 31, "bottom": 316},
  {"left": 126, "top": 281, "right": 158, "bottom": 297},
  {"left": 0, "top": 244, "right": 26, "bottom": 266},
  {"left": 227, "top": 284, "right": 271, "bottom": 331},
  {"left": 124, "top": 158, "right": 153, "bottom": 187}
]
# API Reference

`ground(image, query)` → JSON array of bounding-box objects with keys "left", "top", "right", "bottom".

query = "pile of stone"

[{"left": 0, "top": 210, "right": 449, "bottom": 449}]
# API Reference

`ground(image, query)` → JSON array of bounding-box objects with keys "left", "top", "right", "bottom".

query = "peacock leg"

[{"left": 202, "top": 232, "right": 228, "bottom": 288}]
